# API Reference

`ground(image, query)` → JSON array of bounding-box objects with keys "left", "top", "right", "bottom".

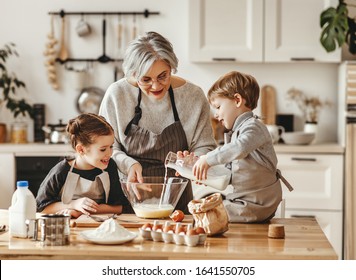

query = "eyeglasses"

[{"left": 137, "top": 72, "right": 171, "bottom": 87}]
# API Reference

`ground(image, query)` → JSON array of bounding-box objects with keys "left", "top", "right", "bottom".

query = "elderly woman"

[{"left": 99, "top": 31, "right": 216, "bottom": 213}]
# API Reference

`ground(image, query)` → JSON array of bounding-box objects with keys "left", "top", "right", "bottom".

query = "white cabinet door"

[
  {"left": 0, "top": 153, "right": 15, "bottom": 209},
  {"left": 189, "top": 0, "right": 341, "bottom": 62},
  {"left": 277, "top": 154, "right": 343, "bottom": 210},
  {"left": 189, "top": 0, "right": 263, "bottom": 62},
  {"left": 265, "top": 0, "right": 341, "bottom": 62},
  {"left": 285, "top": 210, "right": 343, "bottom": 259}
]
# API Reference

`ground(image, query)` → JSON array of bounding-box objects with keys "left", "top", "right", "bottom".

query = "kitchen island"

[{"left": 0, "top": 210, "right": 337, "bottom": 260}]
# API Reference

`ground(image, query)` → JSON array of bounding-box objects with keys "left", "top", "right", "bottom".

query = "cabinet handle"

[
  {"left": 291, "top": 157, "right": 316, "bottom": 162},
  {"left": 212, "top": 58, "right": 236, "bottom": 62},
  {"left": 290, "top": 214, "right": 316, "bottom": 219},
  {"left": 290, "top": 57, "right": 315, "bottom": 61}
]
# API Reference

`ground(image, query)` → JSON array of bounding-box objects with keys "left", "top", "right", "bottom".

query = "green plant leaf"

[
  {"left": 320, "top": 3, "right": 348, "bottom": 52},
  {"left": 0, "top": 43, "right": 34, "bottom": 119}
]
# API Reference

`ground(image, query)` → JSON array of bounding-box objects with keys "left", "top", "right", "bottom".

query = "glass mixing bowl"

[{"left": 120, "top": 177, "right": 189, "bottom": 219}]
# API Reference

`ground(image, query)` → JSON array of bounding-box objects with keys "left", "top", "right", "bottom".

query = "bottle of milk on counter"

[
  {"left": 165, "top": 152, "right": 231, "bottom": 190},
  {"left": 8, "top": 181, "right": 36, "bottom": 238}
]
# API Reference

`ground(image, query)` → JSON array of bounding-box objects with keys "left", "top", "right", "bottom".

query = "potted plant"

[
  {"left": 320, "top": 0, "right": 356, "bottom": 54},
  {"left": 287, "top": 87, "right": 332, "bottom": 124},
  {"left": 0, "top": 43, "right": 34, "bottom": 143}
]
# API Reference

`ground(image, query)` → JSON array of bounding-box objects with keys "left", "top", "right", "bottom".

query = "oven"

[{"left": 16, "top": 156, "right": 63, "bottom": 197}]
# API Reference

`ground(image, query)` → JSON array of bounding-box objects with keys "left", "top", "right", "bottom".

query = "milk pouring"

[
  {"left": 165, "top": 152, "right": 231, "bottom": 190},
  {"left": 9, "top": 181, "right": 36, "bottom": 238}
]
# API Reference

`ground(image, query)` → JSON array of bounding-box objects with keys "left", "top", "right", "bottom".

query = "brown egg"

[
  {"left": 187, "top": 229, "right": 197, "bottom": 236},
  {"left": 152, "top": 224, "right": 163, "bottom": 232},
  {"left": 170, "top": 210, "right": 185, "bottom": 222},
  {"left": 175, "top": 225, "right": 186, "bottom": 234},
  {"left": 142, "top": 223, "right": 152, "bottom": 230},
  {"left": 163, "top": 224, "right": 174, "bottom": 233},
  {"left": 195, "top": 227, "right": 206, "bottom": 234}
]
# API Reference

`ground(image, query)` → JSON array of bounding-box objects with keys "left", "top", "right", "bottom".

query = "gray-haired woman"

[{"left": 99, "top": 31, "right": 216, "bottom": 213}]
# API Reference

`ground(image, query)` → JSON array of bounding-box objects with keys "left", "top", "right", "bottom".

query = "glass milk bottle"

[
  {"left": 8, "top": 181, "right": 36, "bottom": 238},
  {"left": 165, "top": 152, "right": 231, "bottom": 190}
]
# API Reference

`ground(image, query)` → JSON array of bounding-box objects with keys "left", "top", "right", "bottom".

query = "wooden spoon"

[{"left": 58, "top": 16, "right": 69, "bottom": 61}]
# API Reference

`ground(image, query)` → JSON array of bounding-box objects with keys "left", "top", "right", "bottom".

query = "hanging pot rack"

[
  {"left": 48, "top": 9, "right": 160, "bottom": 64},
  {"left": 48, "top": 9, "right": 159, "bottom": 18}
]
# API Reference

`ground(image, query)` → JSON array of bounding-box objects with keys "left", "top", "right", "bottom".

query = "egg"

[
  {"left": 170, "top": 210, "right": 185, "bottom": 222},
  {"left": 187, "top": 229, "right": 197, "bottom": 236},
  {"left": 175, "top": 225, "right": 186, "bottom": 234},
  {"left": 163, "top": 224, "right": 174, "bottom": 233},
  {"left": 142, "top": 223, "right": 152, "bottom": 231},
  {"left": 195, "top": 227, "right": 206, "bottom": 234},
  {"left": 152, "top": 224, "right": 163, "bottom": 232}
]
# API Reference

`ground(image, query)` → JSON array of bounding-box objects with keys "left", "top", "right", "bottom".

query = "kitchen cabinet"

[
  {"left": 277, "top": 153, "right": 344, "bottom": 259},
  {"left": 189, "top": 0, "right": 341, "bottom": 62},
  {"left": 0, "top": 144, "right": 73, "bottom": 209},
  {"left": 0, "top": 153, "right": 16, "bottom": 209}
]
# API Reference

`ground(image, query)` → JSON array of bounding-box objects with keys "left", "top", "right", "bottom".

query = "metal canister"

[{"left": 40, "top": 214, "right": 70, "bottom": 246}]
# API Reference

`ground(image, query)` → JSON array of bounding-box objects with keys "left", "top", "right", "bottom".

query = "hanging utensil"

[
  {"left": 97, "top": 17, "right": 112, "bottom": 63},
  {"left": 77, "top": 87, "right": 105, "bottom": 114},
  {"left": 58, "top": 15, "right": 69, "bottom": 61},
  {"left": 117, "top": 14, "right": 123, "bottom": 51},
  {"left": 114, "top": 14, "right": 124, "bottom": 81}
]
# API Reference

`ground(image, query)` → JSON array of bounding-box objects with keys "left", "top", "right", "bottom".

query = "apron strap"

[
  {"left": 124, "top": 89, "right": 142, "bottom": 135},
  {"left": 124, "top": 86, "right": 178, "bottom": 135},
  {"left": 276, "top": 169, "right": 294, "bottom": 192},
  {"left": 168, "top": 86, "right": 180, "bottom": 122}
]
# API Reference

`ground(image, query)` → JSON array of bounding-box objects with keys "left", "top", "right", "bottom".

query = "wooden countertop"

[{"left": 0, "top": 210, "right": 337, "bottom": 260}]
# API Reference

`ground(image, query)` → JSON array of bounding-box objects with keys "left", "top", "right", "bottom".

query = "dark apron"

[{"left": 121, "top": 86, "right": 193, "bottom": 213}]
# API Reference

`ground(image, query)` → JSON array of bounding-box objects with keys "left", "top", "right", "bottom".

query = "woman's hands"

[{"left": 127, "top": 162, "right": 143, "bottom": 183}]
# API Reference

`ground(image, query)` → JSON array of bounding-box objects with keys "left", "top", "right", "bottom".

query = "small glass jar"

[{"left": 11, "top": 121, "right": 28, "bottom": 143}]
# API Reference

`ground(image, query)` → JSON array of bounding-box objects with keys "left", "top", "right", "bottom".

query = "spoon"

[
  {"left": 58, "top": 16, "right": 69, "bottom": 61},
  {"left": 88, "top": 213, "right": 117, "bottom": 222}
]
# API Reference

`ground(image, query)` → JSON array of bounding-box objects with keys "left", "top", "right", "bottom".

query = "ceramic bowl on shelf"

[
  {"left": 282, "top": 132, "right": 315, "bottom": 145},
  {"left": 120, "top": 177, "right": 188, "bottom": 219}
]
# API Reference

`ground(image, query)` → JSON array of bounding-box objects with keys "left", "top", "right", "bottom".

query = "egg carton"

[{"left": 139, "top": 221, "right": 207, "bottom": 247}]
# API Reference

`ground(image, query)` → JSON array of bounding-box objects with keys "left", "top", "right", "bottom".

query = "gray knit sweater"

[{"left": 99, "top": 78, "right": 217, "bottom": 175}]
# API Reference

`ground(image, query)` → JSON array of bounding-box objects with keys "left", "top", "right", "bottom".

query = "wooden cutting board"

[
  {"left": 261, "top": 85, "right": 276, "bottom": 125},
  {"left": 73, "top": 214, "right": 193, "bottom": 228}
]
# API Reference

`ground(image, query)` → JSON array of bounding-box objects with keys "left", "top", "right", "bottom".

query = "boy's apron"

[
  {"left": 223, "top": 125, "right": 293, "bottom": 223},
  {"left": 61, "top": 159, "right": 111, "bottom": 204},
  {"left": 122, "top": 86, "right": 192, "bottom": 213}
]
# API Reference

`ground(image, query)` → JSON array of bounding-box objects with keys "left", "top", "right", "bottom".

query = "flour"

[{"left": 88, "top": 218, "right": 132, "bottom": 239}]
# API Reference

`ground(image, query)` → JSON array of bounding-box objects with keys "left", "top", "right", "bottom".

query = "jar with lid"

[{"left": 10, "top": 121, "right": 28, "bottom": 143}]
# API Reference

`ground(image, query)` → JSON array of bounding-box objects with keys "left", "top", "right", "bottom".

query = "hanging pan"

[{"left": 76, "top": 86, "right": 105, "bottom": 114}]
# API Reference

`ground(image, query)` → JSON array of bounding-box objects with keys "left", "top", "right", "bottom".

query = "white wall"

[{"left": 0, "top": 0, "right": 339, "bottom": 143}]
